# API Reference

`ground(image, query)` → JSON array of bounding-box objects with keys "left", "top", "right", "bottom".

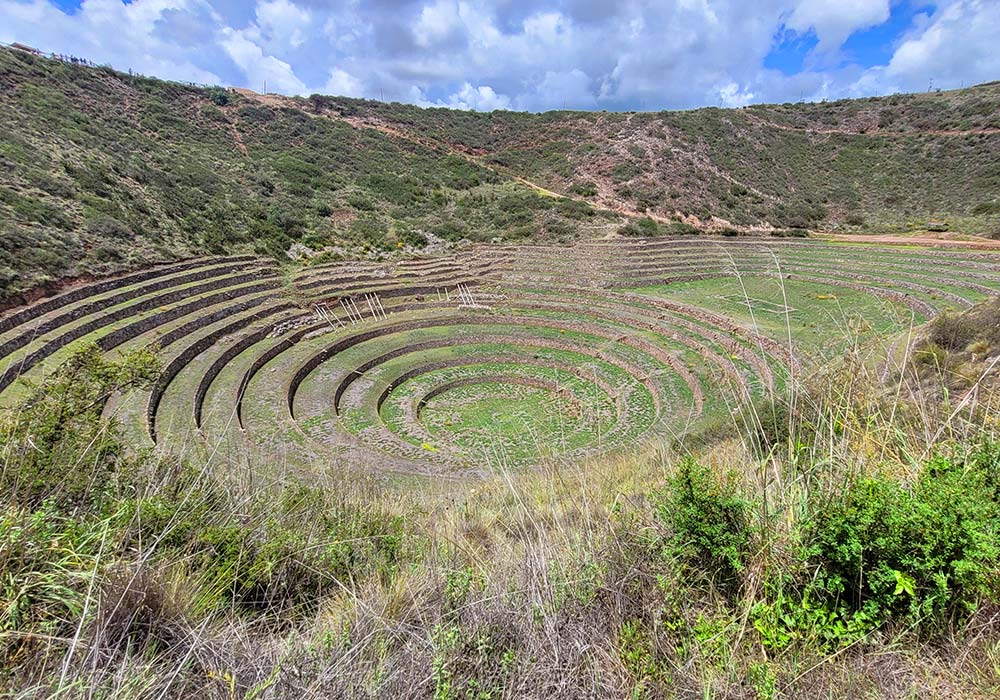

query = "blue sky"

[{"left": 2, "top": 1, "right": 998, "bottom": 111}]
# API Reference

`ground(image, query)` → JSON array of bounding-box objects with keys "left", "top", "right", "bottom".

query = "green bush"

[
  {"left": 769, "top": 228, "right": 809, "bottom": 238},
  {"left": 0, "top": 504, "right": 104, "bottom": 660},
  {"left": 740, "top": 393, "right": 811, "bottom": 458},
  {"left": 87, "top": 215, "right": 132, "bottom": 241},
  {"left": 805, "top": 450, "right": 1000, "bottom": 631},
  {"left": 0, "top": 345, "right": 158, "bottom": 509},
  {"left": 568, "top": 181, "right": 598, "bottom": 197},
  {"left": 972, "top": 200, "right": 1000, "bottom": 215},
  {"left": 770, "top": 201, "right": 827, "bottom": 229},
  {"left": 665, "top": 221, "right": 700, "bottom": 235},
  {"left": 914, "top": 341, "right": 948, "bottom": 367},
  {"left": 206, "top": 87, "right": 229, "bottom": 106},
  {"left": 618, "top": 217, "right": 660, "bottom": 237},
  {"left": 657, "top": 458, "right": 752, "bottom": 593},
  {"left": 128, "top": 486, "right": 407, "bottom": 617}
]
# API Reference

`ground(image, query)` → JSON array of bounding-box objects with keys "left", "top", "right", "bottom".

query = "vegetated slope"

[
  {"left": 326, "top": 84, "right": 1000, "bottom": 232},
  {"left": 0, "top": 47, "right": 608, "bottom": 301},
  {"left": 4, "top": 44, "right": 1000, "bottom": 301}
]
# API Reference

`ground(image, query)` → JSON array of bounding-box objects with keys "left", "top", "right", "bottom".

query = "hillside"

[
  {"left": 0, "top": 47, "right": 611, "bottom": 301},
  {"left": 3, "top": 45, "right": 1000, "bottom": 301},
  {"left": 330, "top": 85, "right": 1000, "bottom": 230}
]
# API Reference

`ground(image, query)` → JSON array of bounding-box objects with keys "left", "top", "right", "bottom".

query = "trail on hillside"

[
  {"left": 745, "top": 112, "right": 1000, "bottom": 138},
  {"left": 226, "top": 112, "right": 249, "bottom": 156},
  {"left": 816, "top": 232, "right": 1000, "bottom": 249}
]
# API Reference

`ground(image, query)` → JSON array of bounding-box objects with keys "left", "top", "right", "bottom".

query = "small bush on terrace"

[
  {"left": 618, "top": 217, "right": 660, "bottom": 237},
  {"left": 930, "top": 310, "right": 980, "bottom": 350},
  {"left": 657, "top": 458, "right": 752, "bottom": 594}
]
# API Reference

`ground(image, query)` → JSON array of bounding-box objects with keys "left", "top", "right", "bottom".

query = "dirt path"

[
  {"left": 226, "top": 114, "right": 250, "bottom": 157},
  {"left": 746, "top": 112, "right": 1000, "bottom": 138},
  {"left": 815, "top": 232, "right": 1000, "bottom": 250},
  {"left": 227, "top": 113, "right": 248, "bottom": 156}
]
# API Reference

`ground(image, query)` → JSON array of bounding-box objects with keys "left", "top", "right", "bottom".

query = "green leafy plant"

[
  {"left": 657, "top": 458, "right": 752, "bottom": 594},
  {"left": 805, "top": 451, "right": 1000, "bottom": 632}
]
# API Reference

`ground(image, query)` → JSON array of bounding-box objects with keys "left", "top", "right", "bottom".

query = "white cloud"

[
  {"left": 323, "top": 67, "right": 363, "bottom": 96},
  {"left": 253, "top": 0, "right": 312, "bottom": 50},
  {"left": 522, "top": 11, "right": 567, "bottom": 42},
  {"left": 885, "top": 0, "right": 1000, "bottom": 88},
  {"left": 786, "top": 0, "right": 890, "bottom": 49},
  {"left": 718, "top": 82, "right": 755, "bottom": 107},
  {"left": 413, "top": 0, "right": 462, "bottom": 48},
  {"left": 0, "top": 0, "right": 996, "bottom": 111},
  {"left": 442, "top": 82, "right": 512, "bottom": 111},
  {"left": 219, "top": 28, "right": 307, "bottom": 93}
]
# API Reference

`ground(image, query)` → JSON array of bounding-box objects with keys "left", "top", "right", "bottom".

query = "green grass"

[{"left": 634, "top": 277, "right": 922, "bottom": 354}]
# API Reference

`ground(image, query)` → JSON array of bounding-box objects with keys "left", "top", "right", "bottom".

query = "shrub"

[
  {"left": 657, "top": 458, "right": 752, "bottom": 594},
  {"left": 0, "top": 345, "right": 158, "bottom": 509},
  {"left": 665, "top": 221, "right": 700, "bottom": 235},
  {"left": 0, "top": 504, "right": 104, "bottom": 660},
  {"left": 123, "top": 481, "right": 407, "bottom": 618},
  {"left": 743, "top": 394, "right": 807, "bottom": 457},
  {"left": 770, "top": 228, "right": 809, "bottom": 238},
  {"left": 770, "top": 201, "right": 827, "bottom": 229},
  {"left": 805, "top": 452, "right": 1000, "bottom": 631},
  {"left": 914, "top": 341, "right": 947, "bottom": 367},
  {"left": 568, "top": 181, "right": 598, "bottom": 197},
  {"left": 87, "top": 215, "right": 132, "bottom": 241},
  {"left": 972, "top": 200, "right": 1000, "bottom": 216},
  {"left": 206, "top": 87, "right": 229, "bottom": 106},
  {"left": 930, "top": 312, "right": 978, "bottom": 351},
  {"left": 618, "top": 217, "right": 660, "bottom": 237}
]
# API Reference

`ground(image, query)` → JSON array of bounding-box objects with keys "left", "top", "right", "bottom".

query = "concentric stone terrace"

[{"left": 3, "top": 237, "right": 999, "bottom": 476}]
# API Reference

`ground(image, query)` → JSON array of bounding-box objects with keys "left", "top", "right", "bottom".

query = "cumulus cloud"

[
  {"left": 442, "top": 82, "right": 512, "bottom": 111},
  {"left": 0, "top": 0, "right": 996, "bottom": 109},
  {"left": 323, "top": 66, "right": 363, "bottom": 96},
  {"left": 884, "top": 0, "right": 1000, "bottom": 89},
  {"left": 786, "top": 0, "right": 890, "bottom": 50},
  {"left": 252, "top": 0, "right": 312, "bottom": 50},
  {"left": 413, "top": 0, "right": 465, "bottom": 49},
  {"left": 718, "top": 82, "right": 756, "bottom": 108},
  {"left": 219, "top": 27, "right": 307, "bottom": 93}
]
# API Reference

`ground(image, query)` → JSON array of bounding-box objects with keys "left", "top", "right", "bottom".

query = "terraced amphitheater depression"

[{"left": 4, "top": 235, "right": 998, "bottom": 478}]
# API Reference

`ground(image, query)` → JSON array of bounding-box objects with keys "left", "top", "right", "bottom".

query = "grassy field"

[{"left": 634, "top": 276, "right": 921, "bottom": 354}]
